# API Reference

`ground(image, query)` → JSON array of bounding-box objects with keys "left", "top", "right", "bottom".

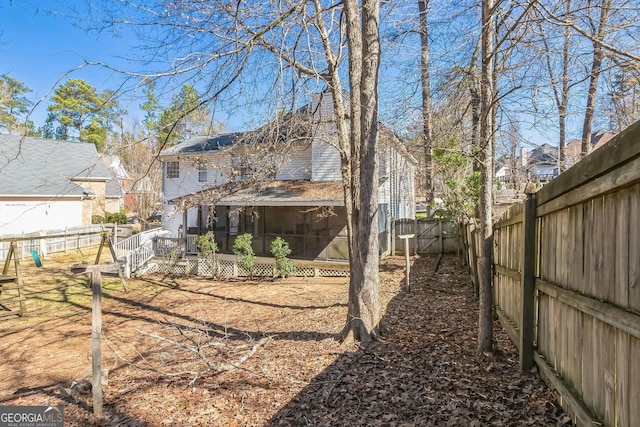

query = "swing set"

[{"left": 0, "top": 231, "right": 126, "bottom": 317}]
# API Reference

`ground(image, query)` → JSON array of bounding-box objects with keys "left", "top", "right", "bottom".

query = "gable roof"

[
  {"left": 527, "top": 144, "right": 557, "bottom": 167},
  {"left": 160, "top": 132, "right": 246, "bottom": 156},
  {"left": 0, "top": 135, "right": 113, "bottom": 197},
  {"left": 565, "top": 130, "right": 616, "bottom": 158}
]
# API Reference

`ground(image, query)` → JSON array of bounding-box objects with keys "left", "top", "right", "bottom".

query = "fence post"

[
  {"left": 468, "top": 221, "right": 480, "bottom": 298},
  {"left": 391, "top": 219, "right": 396, "bottom": 256},
  {"left": 519, "top": 194, "right": 537, "bottom": 372},
  {"left": 88, "top": 266, "right": 103, "bottom": 415}
]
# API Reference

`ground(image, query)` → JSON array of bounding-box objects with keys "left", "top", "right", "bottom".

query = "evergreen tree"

[
  {"left": 0, "top": 74, "right": 33, "bottom": 135},
  {"left": 47, "top": 79, "right": 118, "bottom": 151}
]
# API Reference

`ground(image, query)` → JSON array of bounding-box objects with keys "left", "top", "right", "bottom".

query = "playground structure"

[{"left": 0, "top": 230, "right": 126, "bottom": 317}]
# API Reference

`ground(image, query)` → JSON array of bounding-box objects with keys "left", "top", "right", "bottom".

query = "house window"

[
  {"left": 198, "top": 166, "right": 207, "bottom": 182},
  {"left": 167, "top": 161, "right": 179, "bottom": 178}
]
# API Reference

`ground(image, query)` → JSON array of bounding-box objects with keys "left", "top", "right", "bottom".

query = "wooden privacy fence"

[
  {"left": 393, "top": 219, "right": 460, "bottom": 255},
  {"left": 491, "top": 120, "right": 640, "bottom": 427}
]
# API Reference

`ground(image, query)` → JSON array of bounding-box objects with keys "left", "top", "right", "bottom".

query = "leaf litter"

[{"left": 0, "top": 253, "right": 569, "bottom": 426}]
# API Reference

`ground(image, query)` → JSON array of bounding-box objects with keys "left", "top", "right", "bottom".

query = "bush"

[
  {"left": 196, "top": 232, "right": 220, "bottom": 279},
  {"left": 93, "top": 211, "right": 127, "bottom": 225},
  {"left": 92, "top": 215, "right": 106, "bottom": 224},
  {"left": 107, "top": 210, "right": 128, "bottom": 225},
  {"left": 195, "top": 232, "right": 218, "bottom": 257},
  {"left": 270, "top": 237, "right": 295, "bottom": 278},
  {"left": 233, "top": 233, "right": 255, "bottom": 275}
]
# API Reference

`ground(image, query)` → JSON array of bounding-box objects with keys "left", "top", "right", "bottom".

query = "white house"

[
  {"left": 159, "top": 92, "right": 416, "bottom": 261},
  {"left": 0, "top": 135, "right": 120, "bottom": 235}
]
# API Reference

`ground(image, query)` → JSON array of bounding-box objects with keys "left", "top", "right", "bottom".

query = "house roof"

[
  {"left": 527, "top": 144, "right": 557, "bottom": 167},
  {"left": 171, "top": 180, "right": 344, "bottom": 209},
  {"left": 0, "top": 135, "right": 114, "bottom": 197},
  {"left": 159, "top": 132, "right": 246, "bottom": 156},
  {"left": 159, "top": 92, "right": 412, "bottom": 164},
  {"left": 565, "top": 130, "right": 615, "bottom": 158}
]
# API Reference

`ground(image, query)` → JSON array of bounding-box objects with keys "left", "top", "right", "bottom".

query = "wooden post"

[
  {"left": 2, "top": 241, "right": 13, "bottom": 275},
  {"left": 89, "top": 266, "right": 103, "bottom": 415},
  {"left": 391, "top": 219, "right": 396, "bottom": 256},
  {"left": 13, "top": 242, "right": 26, "bottom": 315},
  {"left": 520, "top": 194, "right": 537, "bottom": 372},
  {"left": 469, "top": 222, "right": 480, "bottom": 298},
  {"left": 182, "top": 211, "right": 188, "bottom": 258},
  {"left": 398, "top": 234, "right": 415, "bottom": 292},
  {"left": 405, "top": 239, "right": 411, "bottom": 292}
]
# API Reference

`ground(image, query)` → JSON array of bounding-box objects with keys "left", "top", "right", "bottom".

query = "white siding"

[
  {"left": 310, "top": 93, "right": 342, "bottom": 182},
  {"left": 276, "top": 144, "right": 312, "bottom": 180},
  {"left": 0, "top": 199, "right": 83, "bottom": 234},
  {"left": 162, "top": 155, "right": 230, "bottom": 202},
  {"left": 311, "top": 131, "right": 342, "bottom": 181},
  {"left": 161, "top": 204, "right": 182, "bottom": 237},
  {"left": 389, "top": 147, "right": 416, "bottom": 220}
]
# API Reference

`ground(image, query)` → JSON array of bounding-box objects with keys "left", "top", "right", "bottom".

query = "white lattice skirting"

[{"left": 146, "top": 258, "right": 350, "bottom": 278}]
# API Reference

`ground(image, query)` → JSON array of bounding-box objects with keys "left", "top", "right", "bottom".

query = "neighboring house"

[
  {"left": 0, "top": 135, "right": 121, "bottom": 234},
  {"left": 523, "top": 143, "right": 559, "bottom": 182},
  {"left": 565, "top": 130, "right": 615, "bottom": 168},
  {"left": 495, "top": 130, "right": 616, "bottom": 188},
  {"left": 102, "top": 155, "right": 127, "bottom": 213},
  {"left": 160, "top": 91, "right": 416, "bottom": 261},
  {"left": 101, "top": 154, "right": 157, "bottom": 216}
]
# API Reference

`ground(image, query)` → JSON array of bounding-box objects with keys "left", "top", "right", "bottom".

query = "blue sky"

[
  {"left": 0, "top": 1, "right": 599, "bottom": 147},
  {"left": 0, "top": 1, "right": 143, "bottom": 127}
]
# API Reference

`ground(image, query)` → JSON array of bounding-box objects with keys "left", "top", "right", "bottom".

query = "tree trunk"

[
  {"left": 418, "top": 0, "right": 433, "bottom": 206},
  {"left": 478, "top": 0, "right": 495, "bottom": 354},
  {"left": 340, "top": 0, "right": 382, "bottom": 344},
  {"left": 559, "top": 2, "right": 571, "bottom": 172},
  {"left": 581, "top": 0, "right": 612, "bottom": 158}
]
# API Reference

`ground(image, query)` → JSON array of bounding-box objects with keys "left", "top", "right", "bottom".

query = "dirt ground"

[{"left": 0, "top": 250, "right": 570, "bottom": 426}]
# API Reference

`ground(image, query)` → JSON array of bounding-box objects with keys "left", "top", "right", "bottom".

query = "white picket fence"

[{"left": 0, "top": 225, "right": 107, "bottom": 263}]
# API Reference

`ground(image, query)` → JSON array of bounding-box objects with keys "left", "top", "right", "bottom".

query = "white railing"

[
  {"left": 114, "top": 227, "right": 164, "bottom": 259},
  {"left": 115, "top": 227, "right": 167, "bottom": 277},
  {"left": 123, "top": 240, "right": 155, "bottom": 278},
  {"left": 154, "top": 235, "right": 198, "bottom": 257}
]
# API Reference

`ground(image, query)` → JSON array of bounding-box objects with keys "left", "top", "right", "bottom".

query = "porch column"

[{"left": 182, "top": 210, "right": 188, "bottom": 258}]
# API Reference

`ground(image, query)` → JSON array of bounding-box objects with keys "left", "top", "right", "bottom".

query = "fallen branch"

[
  {"left": 135, "top": 328, "right": 271, "bottom": 384},
  {"left": 422, "top": 285, "right": 462, "bottom": 295},
  {"left": 101, "top": 322, "right": 271, "bottom": 387}
]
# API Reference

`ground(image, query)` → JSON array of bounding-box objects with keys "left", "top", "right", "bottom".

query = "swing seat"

[{"left": 31, "top": 251, "right": 42, "bottom": 267}]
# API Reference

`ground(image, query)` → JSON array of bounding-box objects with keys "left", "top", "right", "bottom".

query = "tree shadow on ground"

[{"left": 265, "top": 255, "right": 568, "bottom": 427}]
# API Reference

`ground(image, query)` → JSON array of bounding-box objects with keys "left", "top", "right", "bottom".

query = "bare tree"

[
  {"left": 478, "top": 0, "right": 495, "bottom": 354},
  {"left": 418, "top": 0, "right": 434, "bottom": 208},
  {"left": 580, "top": 0, "right": 613, "bottom": 157}
]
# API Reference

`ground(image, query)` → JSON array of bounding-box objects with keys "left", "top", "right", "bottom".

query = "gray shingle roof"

[
  {"left": 0, "top": 135, "right": 114, "bottom": 197},
  {"left": 160, "top": 133, "right": 245, "bottom": 156}
]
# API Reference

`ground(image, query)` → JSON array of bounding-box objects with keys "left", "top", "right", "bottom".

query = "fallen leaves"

[{"left": 0, "top": 254, "right": 569, "bottom": 426}]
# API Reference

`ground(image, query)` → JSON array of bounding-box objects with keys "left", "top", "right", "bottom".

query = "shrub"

[
  {"left": 196, "top": 232, "right": 220, "bottom": 278},
  {"left": 94, "top": 211, "right": 127, "bottom": 225},
  {"left": 270, "top": 237, "right": 295, "bottom": 278},
  {"left": 233, "top": 233, "right": 255, "bottom": 275},
  {"left": 92, "top": 215, "right": 106, "bottom": 224},
  {"left": 195, "top": 232, "right": 218, "bottom": 257}
]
